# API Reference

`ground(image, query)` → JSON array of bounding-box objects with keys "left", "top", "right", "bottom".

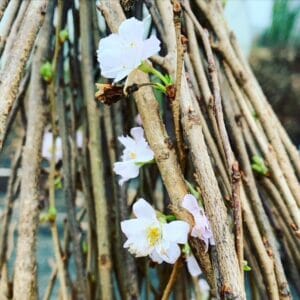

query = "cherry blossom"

[
  {"left": 113, "top": 127, "right": 154, "bottom": 185},
  {"left": 42, "top": 132, "right": 62, "bottom": 162},
  {"left": 135, "top": 113, "right": 143, "bottom": 126},
  {"left": 186, "top": 254, "right": 202, "bottom": 277},
  {"left": 97, "top": 17, "right": 160, "bottom": 83},
  {"left": 121, "top": 198, "right": 190, "bottom": 264},
  {"left": 42, "top": 130, "right": 84, "bottom": 162},
  {"left": 198, "top": 278, "right": 210, "bottom": 298},
  {"left": 182, "top": 194, "right": 215, "bottom": 250}
]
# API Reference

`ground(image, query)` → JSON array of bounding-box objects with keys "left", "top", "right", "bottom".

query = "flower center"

[
  {"left": 130, "top": 152, "right": 137, "bottom": 160},
  {"left": 129, "top": 42, "right": 137, "bottom": 48},
  {"left": 147, "top": 227, "right": 161, "bottom": 247}
]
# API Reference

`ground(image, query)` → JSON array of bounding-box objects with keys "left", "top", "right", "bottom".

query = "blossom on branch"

[
  {"left": 182, "top": 194, "right": 215, "bottom": 250},
  {"left": 121, "top": 198, "right": 190, "bottom": 264},
  {"left": 97, "top": 17, "right": 160, "bottom": 82},
  {"left": 114, "top": 127, "right": 154, "bottom": 185},
  {"left": 186, "top": 254, "right": 202, "bottom": 277},
  {"left": 42, "top": 132, "right": 62, "bottom": 162}
]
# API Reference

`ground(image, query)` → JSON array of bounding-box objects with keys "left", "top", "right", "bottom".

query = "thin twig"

[{"left": 161, "top": 258, "right": 183, "bottom": 300}]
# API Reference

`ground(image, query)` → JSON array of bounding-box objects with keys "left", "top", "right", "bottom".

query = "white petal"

[
  {"left": 42, "top": 132, "right": 53, "bottom": 160},
  {"left": 76, "top": 130, "right": 83, "bottom": 148},
  {"left": 141, "top": 35, "right": 161, "bottom": 60},
  {"left": 157, "top": 242, "right": 181, "bottom": 264},
  {"left": 120, "top": 218, "right": 149, "bottom": 238},
  {"left": 130, "top": 127, "right": 145, "bottom": 141},
  {"left": 98, "top": 33, "right": 139, "bottom": 81},
  {"left": 199, "top": 278, "right": 210, "bottom": 293},
  {"left": 149, "top": 249, "right": 163, "bottom": 264},
  {"left": 135, "top": 114, "right": 143, "bottom": 126},
  {"left": 124, "top": 234, "right": 151, "bottom": 257},
  {"left": 186, "top": 255, "right": 202, "bottom": 277},
  {"left": 119, "top": 17, "right": 144, "bottom": 42},
  {"left": 113, "top": 161, "right": 140, "bottom": 185},
  {"left": 113, "top": 68, "right": 133, "bottom": 83},
  {"left": 55, "top": 137, "right": 63, "bottom": 161},
  {"left": 182, "top": 194, "right": 200, "bottom": 215},
  {"left": 162, "top": 221, "right": 190, "bottom": 244},
  {"left": 133, "top": 198, "right": 157, "bottom": 221},
  {"left": 135, "top": 146, "right": 154, "bottom": 163},
  {"left": 118, "top": 135, "right": 135, "bottom": 151}
]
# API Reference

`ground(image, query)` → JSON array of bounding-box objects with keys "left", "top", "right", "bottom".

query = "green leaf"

[
  {"left": 48, "top": 206, "right": 57, "bottom": 222},
  {"left": 243, "top": 260, "right": 252, "bottom": 271},
  {"left": 185, "top": 180, "right": 202, "bottom": 204},
  {"left": 40, "top": 62, "right": 54, "bottom": 83},
  {"left": 165, "top": 215, "right": 177, "bottom": 222},
  {"left": 54, "top": 176, "right": 63, "bottom": 190},
  {"left": 182, "top": 243, "right": 191, "bottom": 256},
  {"left": 251, "top": 155, "right": 269, "bottom": 176},
  {"left": 59, "top": 29, "right": 69, "bottom": 43},
  {"left": 135, "top": 159, "right": 155, "bottom": 167},
  {"left": 82, "top": 241, "right": 88, "bottom": 254}
]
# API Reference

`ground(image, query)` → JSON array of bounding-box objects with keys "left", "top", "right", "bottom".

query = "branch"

[
  {"left": 80, "top": 1, "right": 113, "bottom": 298},
  {"left": 0, "top": 0, "right": 48, "bottom": 150},
  {"left": 13, "top": 2, "right": 52, "bottom": 298}
]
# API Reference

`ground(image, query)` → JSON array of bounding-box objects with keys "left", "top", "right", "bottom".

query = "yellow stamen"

[
  {"left": 130, "top": 152, "right": 137, "bottom": 160},
  {"left": 147, "top": 227, "right": 161, "bottom": 246}
]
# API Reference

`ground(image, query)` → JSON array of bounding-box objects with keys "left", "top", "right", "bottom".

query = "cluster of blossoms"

[{"left": 97, "top": 17, "right": 214, "bottom": 286}]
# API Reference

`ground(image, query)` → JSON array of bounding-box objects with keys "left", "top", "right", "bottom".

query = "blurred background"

[
  {"left": 226, "top": 0, "right": 300, "bottom": 146},
  {"left": 0, "top": 0, "right": 300, "bottom": 298}
]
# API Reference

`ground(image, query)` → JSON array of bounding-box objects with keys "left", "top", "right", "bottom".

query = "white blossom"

[
  {"left": 76, "top": 130, "right": 83, "bottom": 148},
  {"left": 182, "top": 194, "right": 215, "bottom": 249},
  {"left": 97, "top": 17, "right": 160, "bottom": 82},
  {"left": 42, "top": 132, "right": 62, "bottom": 162},
  {"left": 121, "top": 198, "right": 190, "bottom": 264},
  {"left": 42, "top": 130, "right": 84, "bottom": 162},
  {"left": 198, "top": 278, "right": 210, "bottom": 298},
  {"left": 135, "top": 113, "right": 143, "bottom": 126},
  {"left": 186, "top": 254, "right": 202, "bottom": 277},
  {"left": 114, "top": 127, "right": 154, "bottom": 185}
]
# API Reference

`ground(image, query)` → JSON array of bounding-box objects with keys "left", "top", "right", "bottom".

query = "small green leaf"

[
  {"left": 165, "top": 215, "right": 177, "bottom": 222},
  {"left": 48, "top": 206, "right": 57, "bottom": 222},
  {"left": 154, "top": 82, "right": 167, "bottom": 94},
  {"left": 82, "top": 241, "right": 88, "bottom": 254},
  {"left": 243, "top": 260, "right": 252, "bottom": 271},
  {"left": 59, "top": 29, "right": 69, "bottom": 43},
  {"left": 252, "top": 111, "right": 259, "bottom": 120},
  {"left": 163, "top": 74, "right": 174, "bottom": 86},
  {"left": 54, "top": 176, "right": 63, "bottom": 189},
  {"left": 40, "top": 62, "right": 54, "bottom": 83},
  {"left": 251, "top": 155, "right": 269, "bottom": 176},
  {"left": 135, "top": 159, "right": 155, "bottom": 167},
  {"left": 185, "top": 180, "right": 201, "bottom": 202},
  {"left": 182, "top": 243, "right": 191, "bottom": 256}
]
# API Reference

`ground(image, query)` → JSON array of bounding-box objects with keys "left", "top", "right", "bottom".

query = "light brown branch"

[
  {"left": 13, "top": 2, "right": 52, "bottom": 298},
  {"left": 0, "top": 0, "right": 48, "bottom": 149},
  {"left": 161, "top": 258, "right": 183, "bottom": 300}
]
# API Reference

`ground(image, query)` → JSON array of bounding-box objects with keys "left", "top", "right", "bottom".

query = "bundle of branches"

[{"left": 0, "top": 0, "right": 299, "bottom": 299}]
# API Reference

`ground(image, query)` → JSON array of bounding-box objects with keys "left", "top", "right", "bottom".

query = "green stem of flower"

[{"left": 139, "top": 61, "right": 169, "bottom": 86}]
